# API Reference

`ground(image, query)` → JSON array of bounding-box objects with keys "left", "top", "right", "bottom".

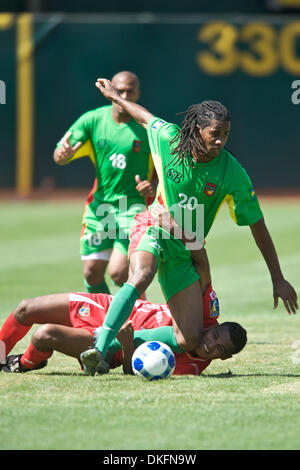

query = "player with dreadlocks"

[
  {"left": 169, "top": 101, "right": 231, "bottom": 167},
  {"left": 80, "top": 78, "right": 297, "bottom": 376}
]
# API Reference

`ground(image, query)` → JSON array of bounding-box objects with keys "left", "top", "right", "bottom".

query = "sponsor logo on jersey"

[
  {"left": 166, "top": 168, "right": 182, "bottom": 183},
  {"left": 209, "top": 298, "right": 219, "bottom": 318},
  {"left": 97, "top": 139, "right": 108, "bottom": 149},
  {"left": 204, "top": 182, "right": 217, "bottom": 197},
  {"left": 151, "top": 119, "right": 166, "bottom": 130},
  {"left": 78, "top": 306, "right": 90, "bottom": 317},
  {"left": 132, "top": 140, "right": 142, "bottom": 153}
]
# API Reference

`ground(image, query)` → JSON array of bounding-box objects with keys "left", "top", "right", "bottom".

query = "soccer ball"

[{"left": 131, "top": 341, "right": 175, "bottom": 381}]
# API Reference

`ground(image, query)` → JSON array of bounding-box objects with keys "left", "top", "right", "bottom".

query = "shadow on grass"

[
  {"left": 35, "top": 370, "right": 300, "bottom": 380},
  {"left": 42, "top": 371, "right": 127, "bottom": 381},
  {"left": 202, "top": 371, "right": 300, "bottom": 379}
]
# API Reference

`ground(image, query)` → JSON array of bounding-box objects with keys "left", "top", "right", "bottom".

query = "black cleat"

[{"left": 2, "top": 354, "right": 48, "bottom": 373}]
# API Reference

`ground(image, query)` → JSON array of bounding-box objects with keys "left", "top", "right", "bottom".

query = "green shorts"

[
  {"left": 129, "top": 222, "right": 200, "bottom": 302},
  {"left": 80, "top": 204, "right": 142, "bottom": 259}
]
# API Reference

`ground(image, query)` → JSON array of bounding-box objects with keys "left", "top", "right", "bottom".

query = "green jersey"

[
  {"left": 147, "top": 117, "right": 263, "bottom": 239},
  {"left": 57, "top": 105, "right": 153, "bottom": 212}
]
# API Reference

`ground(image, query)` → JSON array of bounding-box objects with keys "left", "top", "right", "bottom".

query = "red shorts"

[
  {"left": 69, "top": 292, "right": 112, "bottom": 335},
  {"left": 69, "top": 285, "right": 219, "bottom": 333},
  {"left": 128, "top": 209, "right": 154, "bottom": 258}
]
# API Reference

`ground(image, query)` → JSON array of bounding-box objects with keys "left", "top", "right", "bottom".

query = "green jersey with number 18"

[
  {"left": 56, "top": 105, "right": 153, "bottom": 222},
  {"left": 147, "top": 117, "right": 263, "bottom": 240}
]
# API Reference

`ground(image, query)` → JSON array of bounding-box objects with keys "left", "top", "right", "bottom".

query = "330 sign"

[{"left": 196, "top": 21, "right": 300, "bottom": 76}]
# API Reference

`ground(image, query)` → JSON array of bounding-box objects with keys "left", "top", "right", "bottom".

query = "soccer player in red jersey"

[{"left": 0, "top": 284, "right": 247, "bottom": 375}]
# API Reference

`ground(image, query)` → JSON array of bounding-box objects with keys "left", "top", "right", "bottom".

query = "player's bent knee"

[
  {"left": 109, "top": 267, "right": 128, "bottom": 286},
  {"left": 14, "top": 298, "right": 35, "bottom": 324},
  {"left": 83, "top": 266, "right": 104, "bottom": 286},
  {"left": 127, "top": 264, "right": 155, "bottom": 293},
  {"left": 31, "top": 324, "right": 56, "bottom": 350}
]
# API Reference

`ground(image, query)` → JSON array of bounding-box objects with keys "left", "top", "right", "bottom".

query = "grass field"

[{"left": 0, "top": 197, "right": 299, "bottom": 450}]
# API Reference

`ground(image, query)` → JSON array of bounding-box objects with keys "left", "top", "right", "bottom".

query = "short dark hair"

[
  {"left": 222, "top": 321, "right": 247, "bottom": 355},
  {"left": 169, "top": 100, "right": 231, "bottom": 167}
]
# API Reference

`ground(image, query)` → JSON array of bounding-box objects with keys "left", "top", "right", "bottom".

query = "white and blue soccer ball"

[{"left": 132, "top": 341, "right": 175, "bottom": 381}]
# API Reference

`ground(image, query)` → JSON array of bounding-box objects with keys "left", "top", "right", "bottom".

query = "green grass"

[{"left": 0, "top": 198, "right": 299, "bottom": 450}]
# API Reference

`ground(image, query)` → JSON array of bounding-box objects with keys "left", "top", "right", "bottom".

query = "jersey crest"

[
  {"left": 132, "top": 140, "right": 142, "bottom": 153},
  {"left": 204, "top": 182, "right": 217, "bottom": 197},
  {"left": 78, "top": 306, "right": 90, "bottom": 318}
]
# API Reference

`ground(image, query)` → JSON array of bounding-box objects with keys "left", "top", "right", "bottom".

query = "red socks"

[
  {"left": 21, "top": 343, "right": 53, "bottom": 369},
  {"left": 0, "top": 313, "right": 32, "bottom": 355},
  {"left": 0, "top": 312, "right": 53, "bottom": 370}
]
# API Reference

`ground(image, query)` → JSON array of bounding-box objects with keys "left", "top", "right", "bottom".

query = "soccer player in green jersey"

[
  {"left": 80, "top": 78, "right": 298, "bottom": 375},
  {"left": 53, "top": 71, "right": 155, "bottom": 295}
]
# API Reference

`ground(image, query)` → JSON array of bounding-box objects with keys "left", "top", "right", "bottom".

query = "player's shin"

[
  {"left": 95, "top": 283, "right": 140, "bottom": 357},
  {"left": 0, "top": 312, "right": 32, "bottom": 355},
  {"left": 20, "top": 342, "right": 53, "bottom": 369}
]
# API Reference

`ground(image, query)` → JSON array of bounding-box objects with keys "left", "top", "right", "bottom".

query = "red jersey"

[{"left": 69, "top": 285, "right": 219, "bottom": 375}]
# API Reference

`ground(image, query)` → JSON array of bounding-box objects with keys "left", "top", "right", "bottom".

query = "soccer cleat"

[
  {"left": 2, "top": 354, "right": 48, "bottom": 373},
  {"left": 79, "top": 347, "right": 109, "bottom": 376}
]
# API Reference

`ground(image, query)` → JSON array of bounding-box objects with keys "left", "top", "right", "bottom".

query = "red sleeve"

[
  {"left": 173, "top": 353, "right": 211, "bottom": 376},
  {"left": 203, "top": 284, "right": 220, "bottom": 328}
]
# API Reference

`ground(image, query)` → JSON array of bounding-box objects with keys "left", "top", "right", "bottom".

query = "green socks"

[
  {"left": 84, "top": 280, "right": 111, "bottom": 294},
  {"left": 89, "top": 281, "right": 183, "bottom": 359},
  {"left": 105, "top": 326, "right": 183, "bottom": 361},
  {"left": 133, "top": 326, "right": 183, "bottom": 353},
  {"left": 95, "top": 283, "right": 140, "bottom": 357}
]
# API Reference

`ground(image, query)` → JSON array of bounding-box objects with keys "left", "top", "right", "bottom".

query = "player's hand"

[
  {"left": 117, "top": 321, "right": 135, "bottom": 375},
  {"left": 95, "top": 78, "right": 120, "bottom": 101},
  {"left": 58, "top": 131, "right": 82, "bottom": 162},
  {"left": 149, "top": 204, "right": 176, "bottom": 234},
  {"left": 117, "top": 321, "right": 134, "bottom": 347},
  {"left": 135, "top": 175, "right": 155, "bottom": 198},
  {"left": 273, "top": 279, "right": 298, "bottom": 315}
]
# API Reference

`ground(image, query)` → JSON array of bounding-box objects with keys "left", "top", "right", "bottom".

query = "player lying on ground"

[
  {"left": 80, "top": 77, "right": 298, "bottom": 375},
  {"left": 0, "top": 286, "right": 247, "bottom": 375}
]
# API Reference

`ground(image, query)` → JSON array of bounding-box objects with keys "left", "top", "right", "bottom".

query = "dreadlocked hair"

[{"left": 169, "top": 100, "right": 231, "bottom": 167}]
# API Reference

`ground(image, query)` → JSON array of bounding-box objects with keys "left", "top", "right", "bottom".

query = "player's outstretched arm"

[
  {"left": 250, "top": 217, "right": 298, "bottom": 315},
  {"left": 95, "top": 78, "right": 153, "bottom": 129},
  {"left": 191, "top": 247, "right": 212, "bottom": 295}
]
